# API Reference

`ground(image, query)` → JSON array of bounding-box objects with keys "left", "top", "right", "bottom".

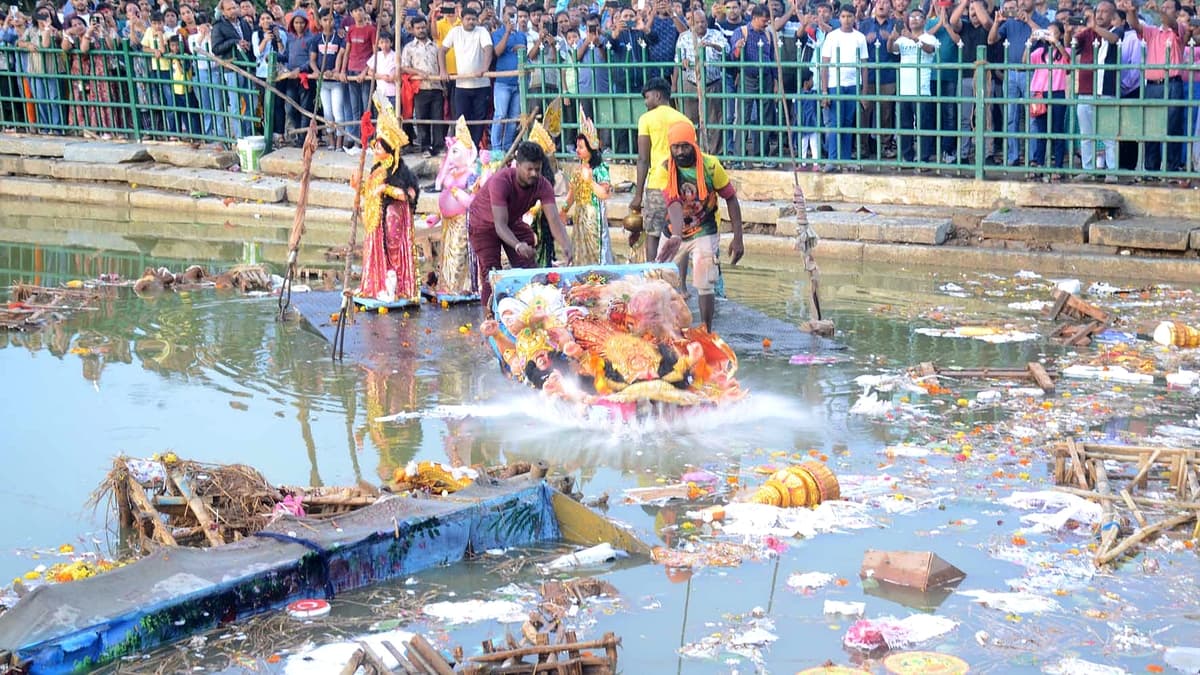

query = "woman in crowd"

[
  {"left": 186, "top": 11, "right": 225, "bottom": 141},
  {"left": 19, "top": 7, "right": 65, "bottom": 133},
  {"left": 1025, "top": 22, "right": 1070, "bottom": 181},
  {"left": 252, "top": 9, "right": 286, "bottom": 140},
  {"left": 63, "top": 14, "right": 118, "bottom": 135}
]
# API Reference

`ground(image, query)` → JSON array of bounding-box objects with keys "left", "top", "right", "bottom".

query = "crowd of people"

[{"left": 0, "top": 0, "right": 1198, "bottom": 175}]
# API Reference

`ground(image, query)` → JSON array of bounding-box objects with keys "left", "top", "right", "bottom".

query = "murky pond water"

[{"left": 1, "top": 211, "right": 1198, "bottom": 674}]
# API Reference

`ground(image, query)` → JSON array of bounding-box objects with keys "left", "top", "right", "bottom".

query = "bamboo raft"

[
  {"left": 911, "top": 361, "right": 1058, "bottom": 394},
  {"left": 1051, "top": 439, "right": 1200, "bottom": 565}
]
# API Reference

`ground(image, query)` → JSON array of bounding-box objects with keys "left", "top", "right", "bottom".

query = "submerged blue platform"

[{"left": 0, "top": 480, "right": 561, "bottom": 674}]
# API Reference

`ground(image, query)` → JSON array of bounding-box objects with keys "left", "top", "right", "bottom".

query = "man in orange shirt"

[{"left": 1122, "top": 0, "right": 1187, "bottom": 172}]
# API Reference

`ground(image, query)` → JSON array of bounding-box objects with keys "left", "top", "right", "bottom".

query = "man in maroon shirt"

[{"left": 469, "top": 142, "right": 574, "bottom": 313}]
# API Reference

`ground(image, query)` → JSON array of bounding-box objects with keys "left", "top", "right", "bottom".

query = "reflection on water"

[{"left": 3, "top": 219, "right": 1198, "bottom": 673}]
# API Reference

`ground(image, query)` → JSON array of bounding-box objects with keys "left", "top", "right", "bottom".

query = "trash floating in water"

[
  {"left": 824, "top": 600, "right": 866, "bottom": 616},
  {"left": 860, "top": 550, "right": 966, "bottom": 591},
  {"left": 1154, "top": 321, "right": 1200, "bottom": 348},
  {"left": 286, "top": 598, "right": 330, "bottom": 619},
  {"left": 789, "top": 354, "right": 847, "bottom": 366},
  {"left": 543, "top": 542, "right": 626, "bottom": 571},
  {"left": 1043, "top": 657, "right": 1130, "bottom": 675},
  {"left": 1163, "top": 646, "right": 1200, "bottom": 674},
  {"left": 678, "top": 607, "right": 777, "bottom": 665},
  {"left": 957, "top": 589, "right": 1061, "bottom": 614},
  {"left": 842, "top": 614, "right": 958, "bottom": 652},
  {"left": 786, "top": 571, "right": 836, "bottom": 590},
  {"left": 720, "top": 501, "right": 878, "bottom": 539},
  {"left": 421, "top": 598, "right": 529, "bottom": 624},
  {"left": 882, "top": 651, "right": 970, "bottom": 675},
  {"left": 999, "top": 490, "right": 1104, "bottom": 532},
  {"left": 284, "top": 628, "right": 416, "bottom": 675},
  {"left": 914, "top": 326, "right": 1039, "bottom": 343},
  {"left": 1061, "top": 364, "right": 1155, "bottom": 384}
]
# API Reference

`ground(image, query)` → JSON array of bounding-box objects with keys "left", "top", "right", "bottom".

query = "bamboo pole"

[
  {"left": 1093, "top": 459, "right": 1120, "bottom": 560},
  {"left": 1129, "top": 448, "right": 1164, "bottom": 491},
  {"left": 332, "top": 71, "right": 382, "bottom": 361},
  {"left": 1096, "top": 512, "right": 1195, "bottom": 565},
  {"left": 125, "top": 474, "right": 177, "bottom": 547},
  {"left": 167, "top": 467, "right": 225, "bottom": 547},
  {"left": 408, "top": 635, "right": 455, "bottom": 675},
  {"left": 469, "top": 635, "right": 621, "bottom": 664},
  {"left": 1053, "top": 485, "right": 1200, "bottom": 510}
]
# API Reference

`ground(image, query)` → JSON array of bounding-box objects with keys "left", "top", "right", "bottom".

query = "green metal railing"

[
  {"left": 0, "top": 43, "right": 271, "bottom": 146},
  {"left": 522, "top": 41, "right": 1200, "bottom": 182}
]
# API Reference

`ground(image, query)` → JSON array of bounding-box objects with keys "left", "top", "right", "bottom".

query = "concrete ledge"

[
  {"left": 125, "top": 165, "right": 288, "bottom": 202},
  {"left": 980, "top": 207, "right": 1094, "bottom": 243},
  {"left": 0, "top": 176, "right": 130, "bottom": 206},
  {"left": 148, "top": 145, "right": 239, "bottom": 169},
  {"left": 1193, "top": 229, "right": 1200, "bottom": 251},
  {"left": 603, "top": 191, "right": 792, "bottom": 226},
  {"left": 259, "top": 147, "right": 441, "bottom": 180},
  {"left": 1089, "top": 217, "right": 1199, "bottom": 251},
  {"left": 51, "top": 161, "right": 133, "bottom": 182},
  {"left": 63, "top": 142, "right": 150, "bottom": 164},
  {"left": 287, "top": 179, "right": 355, "bottom": 210},
  {"left": 776, "top": 212, "right": 952, "bottom": 245},
  {"left": 1015, "top": 184, "right": 1122, "bottom": 210},
  {"left": 0, "top": 135, "right": 73, "bottom": 158}
]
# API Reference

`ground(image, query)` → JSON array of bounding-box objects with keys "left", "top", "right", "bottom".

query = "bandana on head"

[{"left": 664, "top": 120, "right": 705, "bottom": 204}]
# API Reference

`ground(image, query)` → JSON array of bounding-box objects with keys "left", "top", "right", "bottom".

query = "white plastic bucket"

[{"left": 236, "top": 135, "right": 266, "bottom": 172}]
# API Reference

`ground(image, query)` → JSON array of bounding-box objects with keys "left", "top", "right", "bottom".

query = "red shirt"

[
  {"left": 345, "top": 24, "right": 376, "bottom": 72},
  {"left": 468, "top": 167, "right": 556, "bottom": 234}
]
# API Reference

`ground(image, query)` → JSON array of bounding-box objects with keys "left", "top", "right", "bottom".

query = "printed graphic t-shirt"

[{"left": 664, "top": 154, "right": 736, "bottom": 240}]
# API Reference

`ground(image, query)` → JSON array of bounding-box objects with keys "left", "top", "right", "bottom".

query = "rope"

[
  {"left": 765, "top": 7, "right": 823, "bottom": 324},
  {"left": 331, "top": 71, "right": 381, "bottom": 361},
  {"left": 277, "top": 67, "right": 327, "bottom": 321}
]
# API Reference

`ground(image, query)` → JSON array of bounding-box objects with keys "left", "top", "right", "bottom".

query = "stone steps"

[
  {"left": 1090, "top": 217, "right": 1200, "bottom": 252},
  {"left": 980, "top": 207, "right": 1096, "bottom": 244},
  {"left": 777, "top": 211, "right": 953, "bottom": 245},
  {"left": 602, "top": 191, "right": 794, "bottom": 227},
  {"left": 259, "top": 146, "right": 442, "bottom": 180}
]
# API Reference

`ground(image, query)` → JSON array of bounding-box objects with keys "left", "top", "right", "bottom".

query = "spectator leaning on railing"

[
  {"left": 1025, "top": 20, "right": 1069, "bottom": 179},
  {"left": 889, "top": 6, "right": 938, "bottom": 165},
  {"left": 1121, "top": 0, "right": 1187, "bottom": 173},
  {"left": 1070, "top": 0, "right": 1121, "bottom": 180},
  {"left": 730, "top": 3, "right": 777, "bottom": 161},
  {"left": 212, "top": 0, "right": 255, "bottom": 137},
  {"left": 489, "top": 4, "right": 524, "bottom": 153},
  {"left": 858, "top": 0, "right": 899, "bottom": 160},
  {"left": 950, "top": 0, "right": 992, "bottom": 163},
  {"left": 818, "top": 3, "right": 867, "bottom": 172},
  {"left": 988, "top": 0, "right": 1050, "bottom": 167},
  {"left": 924, "top": 2, "right": 960, "bottom": 165},
  {"left": 674, "top": 7, "right": 726, "bottom": 153}
]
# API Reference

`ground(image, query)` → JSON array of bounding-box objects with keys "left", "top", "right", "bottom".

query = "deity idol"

[
  {"left": 433, "top": 116, "right": 481, "bottom": 302},
  {"left": 355, "top": 93, "right": 421, "bottom": 309}
]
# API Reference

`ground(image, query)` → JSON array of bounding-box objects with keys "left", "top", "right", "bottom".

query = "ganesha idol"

[
  {"left": 481, "top": 264, "right": 745, "bottom": 420},
  {"left": 431, "top": 116, "right": 484, "bottom": 304}
]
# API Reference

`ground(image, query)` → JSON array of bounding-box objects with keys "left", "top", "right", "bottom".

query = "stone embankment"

[{"left": 1, "top": 136, "right": 1197, "bottom": 282}]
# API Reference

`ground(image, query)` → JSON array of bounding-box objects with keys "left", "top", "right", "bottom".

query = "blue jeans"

[
  {"left": 1142, "top": 79, "right": 1185, "bottom": 172},
  {"left": 31, "top": 76, "right": 62, "bottom": 131},
  {"left": 346, "top": 73, "right": 370, "bottom": 143},
  {"left": 223, "top": 69, "right": 252, "bottom": 138},
  {"left": 152, "top": 69, "right": 175, "bottom": 134},
  {"left": 1030, "top": 90, "right": 1066, "bottom": 169},
  {"left": 1004, "top": 70, "right": 1028, "bottom": 165},
  {"left": 490, "top": 79, "right": 520, "bottom": 151},
  {"left": 195, "top": 67, "right": 226, "bottom": 139},
  {"left": 825, "top": 85, "right": 857, "bottom": 161},
  {"left": 723, "top": 72, "right": 739, "bottom": 157}
]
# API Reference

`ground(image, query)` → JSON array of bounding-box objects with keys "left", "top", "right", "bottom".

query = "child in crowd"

[
  {"left": 366, "top": 30, "right": 397, "bottom": 112},
  {"left": 799, "top": 69, "right": 820, "bottom": 170}
]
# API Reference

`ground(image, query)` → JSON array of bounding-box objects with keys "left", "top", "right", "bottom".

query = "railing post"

[
  {"left": 263, "top": 52, "right": 277, "bottom": 153},
  {"left": 973, "top": 45, "right": 986, "bottom": 180},
  {"left": 121, "top": 40, "right": 141, "bottom": 141}
]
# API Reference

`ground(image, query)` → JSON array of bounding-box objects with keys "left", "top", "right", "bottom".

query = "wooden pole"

[
  {"left": 277, "top": 115, "right": 320, "bottom": 321},
  {"left": 1093, "top": 459, "right": 1120, "bottom": 560},
  {"left": 1129, "top": 448, "right": 1164, "bottom": 491},
  {"left": 1096, "top": 512, "right": 1195, "bottom": 565},
  {"left": 1053, "top": 485, "right": 1200, "bottom": 510}
]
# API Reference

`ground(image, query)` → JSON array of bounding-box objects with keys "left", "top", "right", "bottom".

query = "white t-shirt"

[
  {"left": 893, "top": 33, "right": 939, "bottom": 97},
  {"left": 367, "top": 50, "right": 398, "bottom": 97},
  {"left": 819, "top": 28, "right": 867, "bottom": 89},
  {"left": 443, "top": 25, "right": 493, "bottom": 88}
]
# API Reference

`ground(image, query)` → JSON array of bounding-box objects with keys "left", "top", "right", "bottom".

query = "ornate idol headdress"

[
  {"left": 372, "top": 91, "right": 409, "bottom": 165},
  {"left": 454, "top": 115, "right": 474, "bottom": 150},
  {"left": 529, "top": 120, "right": 556, "bottom": 155},
  {"left": 578, "top": 104, "right": 600, "bottom": 150}
]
